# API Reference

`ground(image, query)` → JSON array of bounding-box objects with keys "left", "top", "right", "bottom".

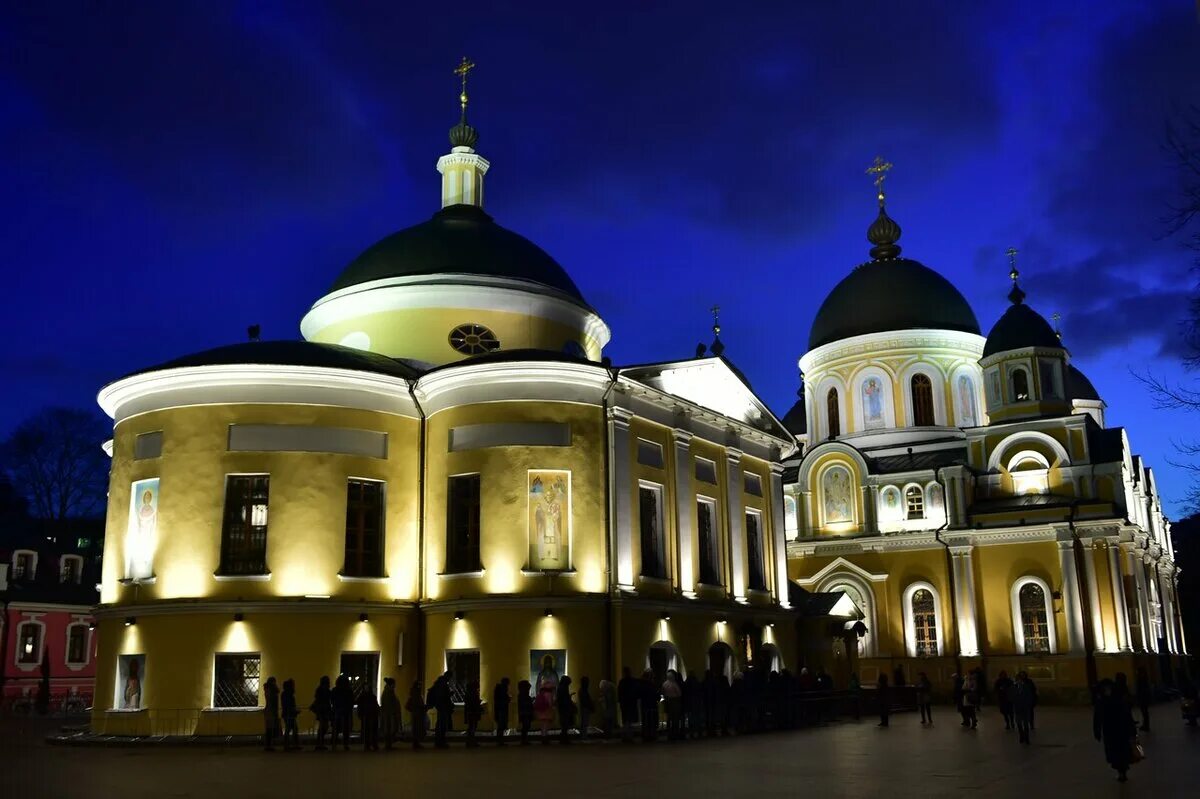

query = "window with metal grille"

[
  {"left": 697, "top": 499, "right": 720, "bottom": 586},
  {"left": 639, "top": 484, "right": 665, "bottom": 579},
  {"left": 446, "top": 474, "right": 481, "bottom": 573},
  {"left": 448, "top": 324, "right": 500, "bottom": 355},
  {"left": 445, "top": 650, "right": 480, "bottom": 705},
  {"left": 339, "top": 652, "right": 380, "bottom": 702},
  {"left": 66, "top": 625, "right": 89, "bottom": 664},
  {"left": 60, "top": 556, "right": 82, "bottom": 584},
  {"left": 17, "top": 623, "right": 41, "bottom": 663},
  {"left": 911, "top": 373, "right": 935, "bottom": 426},
  {"left": 213, "top": 653, "right": 261, "bottom": 708},
  {"left": 826, "top": 388, "right": 840, "bottom": 437},
  {"left": 343, "top": 480, "right": 384, "bottom": 578},
  {"left": 905, "top": 486, "right": 925, "bottom": 520},
  {"left": 746, "top": 511, "right": 766, "bottom": 591},
  {"left": 912, "top": 589, "right": 938, "bottom": 656},
  {"left": 12, "top": 552, "right": 33, "bottom": 580},
  {"left": 218, "top": 475, "right": 270, "bottom": 575},
  {"left": 1019, "top": 583, "right": 1051, "bottom": 653}
]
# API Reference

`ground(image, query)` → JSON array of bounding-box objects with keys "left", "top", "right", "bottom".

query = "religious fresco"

[
  {"left": 822, "top": 467, "right": 853, "bottom": 524},
  {"left": 125, "top": 478, "right": 159, "bottom": 580},
  {"left": 116, "top": 654, "right": 145, "bottom": 710},
  {"left": 528, "top": 471, "right": 569, "bottom": 570},
  {"left": 862, "top": 377, "right": 885, "bottom": 429},
  {"left": 957, "top": 375, "right": 978, "bottom": 426},
  {"left": 927, "top": 484, "right": 945, "bottom": 517},
  {"left": 881, "top": 486, "right": 901, "bottom": 520},
  {"left": 530, "top": 649, "right": 566, "bottom": 695}
]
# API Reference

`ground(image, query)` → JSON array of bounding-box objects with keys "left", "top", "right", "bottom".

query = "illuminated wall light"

[
  {"left": 304, "top": 594, "right": 331, "bottom": 600},
  {"left": 544, "top": 608, "right": 554, "bottom": 618},
  {"left": 233, "top": 612, "right": 245, "bottom": 622},
  {"left": 88, "top": 622, "right": 97, "bottom": 631},
  {"left": 454, "top": 611, "right": 465, "bottom": 621},
  {"left": 661, "top": 612, "right": 671, "bottom": 621},
  {"left": 718, "top": 618, "right": 727, "bottom": 626},
  {"left": 359, "top": 613, "right": 369, "bottom": 623},
  {"left": 124, "top": 617, "right": 136, "bottom": 627}
]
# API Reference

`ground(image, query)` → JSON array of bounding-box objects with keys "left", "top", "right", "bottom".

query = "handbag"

[{"left": 1130, "top": 736, "right": 1145, "bottom": 765}]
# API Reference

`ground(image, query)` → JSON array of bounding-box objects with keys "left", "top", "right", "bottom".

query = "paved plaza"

[{"left": 1, "top": 707, "right": 1195, "bottom": 798}]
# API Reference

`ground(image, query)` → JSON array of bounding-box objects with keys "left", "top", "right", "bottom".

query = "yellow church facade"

[{"left": 89, "top": 78, "right": 800, "bottom": 735}]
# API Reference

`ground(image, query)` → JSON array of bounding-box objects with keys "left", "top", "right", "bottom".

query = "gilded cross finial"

[
  {"left": 1006, "top": 247, "right": 1019, "bottom": 282},
  {"left": 710, "top": 305, "right": 721, "bottom": 336},
  {"left": 866, "top": 156, "right": 893, "bottom": 208},
  {"left": 454, "top": 57, "right": 476, "bottom": 116},
  {"left": 1052, "top": 312, "right": 1062, "bottom": 340}
]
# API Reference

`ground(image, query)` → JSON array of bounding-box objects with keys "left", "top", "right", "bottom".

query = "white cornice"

[
  {"left": 414, "top": 360, "right": 614, "bottom": 416},
  {"left": 98, "top": 365, "right": 420, "bottom": 422},
  {"left": 800, "top": 329, "right": 986, "bottom": 374}
]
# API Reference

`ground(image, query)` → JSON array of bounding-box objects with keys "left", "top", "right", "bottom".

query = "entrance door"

[{"left": 340, "top": 652, "right": 380, "bottom": 702}]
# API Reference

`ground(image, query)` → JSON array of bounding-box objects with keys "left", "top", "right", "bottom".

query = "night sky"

[{"left": 3, "top": 2, "right": 1199, "bottom": 514}]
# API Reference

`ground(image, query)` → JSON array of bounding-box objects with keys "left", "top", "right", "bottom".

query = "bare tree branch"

[{"left": 1, "top": 407, "right": 110, "bottom": 520}]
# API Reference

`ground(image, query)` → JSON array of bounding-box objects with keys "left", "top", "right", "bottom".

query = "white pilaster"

[
  {"left": 951, "top": 546, "right": 979, "bottom": 656},
  {"left": 672, "top": 430, "right": 696, "bottom": 597},
  {"left": 608, "top": 407, "right": 635, "bottom": 590},
  {"left": 726, "top": 448, "right": 746, "bottom": 602},
  {"left": 1173, "top": 576, "right": 1189, "bottom": 655},
  {"left": 769, "top": 463, "right": 790, "bottom": 608},
  {"left": 1081, "top": 541, "right": 1107, "bottom": 652},
  {"left": 1158, "top": 568, "right": 1178, "bottom": 654},
  {"left": 1123, "top": 545, "right": 1150, "bottom": 652},
  {"left": 1106, "top": 540, "right": 1131, "bottom": 653},
  {"left": 1057, "top": 540, "right": 1086, "bottom": 655}
]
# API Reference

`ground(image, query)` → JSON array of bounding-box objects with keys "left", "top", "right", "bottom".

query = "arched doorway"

[
  {"left": 821, "top": 577, "right": 876, "bottom": 657},
  {"left": 647, "top": 641, "right": 682, "bottom": 686},
  {"left": 758, "top": 643, "right": 782, "bottom": 673},
  {"left": 708, "top": 642, "right": 735, "bottom": 682}
]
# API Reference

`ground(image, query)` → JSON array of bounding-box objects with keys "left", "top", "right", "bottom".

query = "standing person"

[
  {"left": 1093, "top": 678, "right": 1137, "bottom": 782},
  {"left": 534, "top": 678, "right": 555, "bottom": 744},
  {"left": 380, "top": 678, "right": 401, "bottom": 750},
  {"left": 876, "top": 673, "right": 890, "bottom": 727},
  {"left": 405, "top": 680, "right": 425, "bottom": 749},
  {"left": 464, "top": 680, "right": 483, "bottom": 747},
  {"left": 1026, "top": 673, "right": 1039, "bottom": 729},
  {"left": 618, "top": 666, "right": 639, "bottom": 742},
  {"left": 598, "top": 677, "right": 618, "bottom": 739},
  {"left": 892, "top": 665, "right": 906, "bottom": 688},
  {"left": 963, "top": 671, "right": 980, "bottom": 730},
  {"left": 684, "top": 671, "right": 704, "bottom": 739},
  {"left": 331, "top": 675, "right": 354, "bottom": 751},
  {"left": 428, "top": 673, "right": 454, "bottom": 749},
  {"left": 358, "top": 687, "right": 380, "bottom": 751},
  {"left": 310, "top": 676, "right": 332, "bottom": 751},
  {"left": 1134, "top": 667, "right": 1152, "bottom": 732},
  {"left": 517, "top": 679, "right": 534, "bottom": 745},
  {"left": 662, "top": 670, "right": 683, "bottom": 740},
  {"left": 916, "top": 671, "right": 933, "bottom": 726},
  {"left": 577, "top": 676, "right": 594, "bottom": 741},
  {"left": 281, "top": 678, "right": 300, "bottom": 751},
  {"left": 263, "top": 676, "right": 281, "bottom": 751},
  {"left": 640, "top": 670, "right": 660, "bottom": 742},
  {"left": 952, "top": 673, "right": 967, "bottom": 727},
  {"left": 556, "top": 675, "right": 577, "bottom": 744},
  {"left": 493, "top": 677, "right": 511, "bottom": 745},
  {"left": 1011, "top": 671, "right": 1035, "bottom": 745},
  {"left": 994, "top": 671, "right": 1014, "bottom": 730}
]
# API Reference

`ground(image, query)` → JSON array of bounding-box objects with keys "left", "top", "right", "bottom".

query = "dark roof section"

[
  {"left": 866, "top": 447, "right": 966, "bottom": 474},
  {"left": 121, "top": 340, "right": 422, "bottom": 381},
  {"left": 781, "top": 393, "right": 807, "bottom": 435},
  {"left": 329, "top": 204, "right": 588, "bottom": 304},
  {"left": 970, "top": 493, "right": 1080, "bottom": 514},
  {"left": 788, "top": 585, "right": 862, "bottom": 618},
  {"left": 1066, "top": 364, "right": 1101, "bottom": 402},
  {"left": 808, "top": 258, "right": 981, "bottom": 350},
  {"left": 1088, "top": 426, "right": 1125, "bottom": 464},
  {"left": 982, "top": 302, "right": 1064, "bottom": 357}
]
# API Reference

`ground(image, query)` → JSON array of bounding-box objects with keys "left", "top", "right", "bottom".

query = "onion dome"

[
  {"left": 808, "top": 206, "right": 980, "bottom": 350},
  {"left": 449, "top": 116, "right": 478, "bottom": 149},
  {"left": 781, "top": 393, "right": 807, "bottom": 436},
  {"left": 1066, "top": 363, "right": 1100, "bottom": 401},
  {"left": 981, "top": 262, "right": 1064, "bottom": 357}
]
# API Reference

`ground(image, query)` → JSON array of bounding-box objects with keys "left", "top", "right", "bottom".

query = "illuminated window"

[
  {"left": 911, "top": 589, "right": 938, "bottom": 656},
  {"left": 448, "top": 324, "right": 500, "bottom": 356},
  {"left": 639, "top": 484, "right": 666, "bottom": 579},
  {"left": 444, "top": 650, "right": 480, "bottom": 705},
  {"left": 746, "top": 511, "right": 767, "bottom": 591},
  {"left": 905, "top": 486, "right": 925, "bottom": 520},
  {"left": 1010, "top": 368, "right": 1030, "bottom": 402},
  {"left": 783, "top": 495, "right": 798, "bottom": 540},
  {"left": 446, "top": 474, "right": 482, "bottom": 574},
  {"left": 826, "top": 388, "right": 840, "bottom": 438},
  {"left": 218, "top": 475, "right": 270, "bottom": 576},
  {"left": 17, "top": 623, "right": 41, "bottom": 664},
  {"left": 12, "top": 551, "right": 34, "bottom": 580},
  {"left": 697, "top": 498, "right": 720, "bottom": 585},
  {"left": 339, "top": 652, "right": 380, "bottom": 703},
  {"left": 60, "top": 555, "right": 83, "bottom": 584},
  {"left": 1019, "top": 583, "right": 1051, "bottom": 653},
  {"left": 66, "top": 624, "right": 89, "bottom": 665},
  {"left": 911, "top": 373, "right": 935, "bottom": 426},
  {"left": 213, "top": 653, "right": 261, "bottom": 708},
  {"left": 344, "top": 479, "right": 385, "bottom": 578}
]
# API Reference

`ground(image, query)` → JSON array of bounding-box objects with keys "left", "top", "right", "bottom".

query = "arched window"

[
  {"left": 826, "top": 388, "right": 840, "bottom": 438},
  {"left": 911, "top": 373, "right": 935, "bottom": 426},
  {"left": 905, "top": 486, "right": 924, "bottom": 520},
  {"left": 783, "top": 495, "right": 798, "bottom": 540},
  {"left": 1014, "top": 580, "right": 1053, "bottom": 654},
  {"left": 1010, "top": 368, "right": 1030, "bottom": 402},
  {"left": 911, "top": 589, "right": 939, "bottom": 656}
]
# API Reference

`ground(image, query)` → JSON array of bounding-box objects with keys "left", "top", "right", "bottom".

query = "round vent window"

[{"left": 448, "top": 324, "right": 500, "bottom": 355}]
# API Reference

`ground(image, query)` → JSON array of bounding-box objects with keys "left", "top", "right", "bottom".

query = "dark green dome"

[
  {"left": 123, "top": 340, "right": 421, "bottom": 381},
  {"left": 1066, "top": 364, "right": 1100, "bottom": 402},
  {"left": 781, "top": 394, "right": 807, "bottom": 435},
  {"left": 330, "top": 204, "right": 587, "bottom": 304},
  {"left": 982, "top": 302, "right": 1063, "bottom": 358}
]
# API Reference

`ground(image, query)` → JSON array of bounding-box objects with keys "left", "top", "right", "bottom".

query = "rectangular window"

[
  {"left": 60, "top": 557, "right": 81, "bottom": 584},
  {"left": 636, "top": 438, "right": 664, "bottom": 468},
  {"left": 697, "top": 498, "right": 720, "bottom": 586},
  {"left": 343, "top": 479, "right": 385, "bottom": 578},
  {"left": 1039, "top": 360, "right": 1061, "bottom": 399},
  {"left": 695, "top": 457, "right": 717, "bottom": 485},
  {"left": 67, "top": 625, "right": 88, "bottom": 664},
  {"left": 639, "top": 484, "right": 666, "bottom": 579},
  {"left": 746, "top": 510, "right": 766, "bottom": 591},
  {"left": 339, "top": 652, "right": 380, "bottom": 703},
  {"left": 987, "top": 370, "right": 1002, "bottom": 405},
  {"left": 115, "top": 654, "right": 145, "bottom": 710},
  {"left": 213, "top": 653, "right": 261, "bottom": 708},
  {"left": 218, "top": 475, "right": 270, "bottom": 576},
  {"left": 445, "top": 650, "right": 480, "bottom": 705},
  {"left": 134, "top": 430, "right": 163, "bottom": 460},
  {"left": 446, "top": 474, "right": 481, "bottom": 573},
  {"left": 743, "top": 473, "right": 762, "bottom": 497},
  {"left": 12, "top": 553, "right": 33, "bottom": 580},
  {"left": 18, "top": 624, "right": 41, "bottom": 663}
]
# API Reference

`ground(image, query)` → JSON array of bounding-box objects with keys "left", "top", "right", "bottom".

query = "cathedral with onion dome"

[
  {"left": 88, "top": 66, "right": 1185, "bottom": 733},
  {"left": 781, "top": 162, "right": 1187, "bottom": 699}
]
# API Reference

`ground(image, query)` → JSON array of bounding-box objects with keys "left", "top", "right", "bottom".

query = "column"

[
  {"left": 1105, "top": 540, "right": 1132, "bottom": 652},
  {"left": 726, "top": 448, "right": 746, "bottom": 602},
  {"left": 1135, "top": 554, "right": 1158, "bottom": 653},
  {"left": 866, "top": 485, "right": 880, "bottom": 533},
  {"left": 769, "top": 463, "right": 790, "bottom": 608},
  {"left": 608, "top": 407, "right": 635, "bottom": 590},
  {"left": 1057, "top": 540, "right": 1086, "bottom": 655},
  {"left": 951, "top": 546, "right": 979, "bottom": 656},
  {"left": 1158, "top": 568, "right": 1178, "bottom": 654},
  {"left": 672, "top": 430, "right": 696, "bottom": 598},
  {"left": 1081, "top": 541, "right": 1107, "bottom": 652},
  {"left": 1122, "top": 545, "right": 1149, "bottom": 652},
  {"left": 1173, "top": 576, "right": 1190, "bottom": 655}
]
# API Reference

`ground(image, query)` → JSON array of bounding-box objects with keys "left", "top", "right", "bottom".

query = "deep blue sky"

[{"left": 3, "top": 2, "right": 1199, "bottom": 514}]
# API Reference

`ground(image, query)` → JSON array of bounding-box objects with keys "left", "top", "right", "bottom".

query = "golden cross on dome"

[
  {"left": 454, "top": 56, "right": 475, "bottom": 113},
  {"left": 1006, "top": 246, "right": 1020, "bottom": 281},
  {"left": 710, "top": 304, "right": 721, "bottom": 336},
  {"left": 866, "top": 156, "right": 893, "bottom": 207}
]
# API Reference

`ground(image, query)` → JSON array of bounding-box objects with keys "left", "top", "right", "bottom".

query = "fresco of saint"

[
  {"left": 529, "top": 472, "right": 569, "bottom": 570},
  {"left": 862, "top": 377, "right": 884, "bottom": 429},
  {"left": 823, "top": 467, "right": 853, "bottom": 524}
]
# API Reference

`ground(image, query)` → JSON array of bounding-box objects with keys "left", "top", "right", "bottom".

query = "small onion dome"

[
  {"left": 981, "top": 302, "right": 1064, "bottom": 357},
  {"left": 867, "top": 207, "right": 903, "bottom": 260},
  {"left": 449, "top": 117, "right": 478, "bottom": 149},
  {"left": 1066, "top": 363, "right": 1100, "bottom": 402},
  {"left": 781, "top": 393, "right": 807, "bottom": 435}
]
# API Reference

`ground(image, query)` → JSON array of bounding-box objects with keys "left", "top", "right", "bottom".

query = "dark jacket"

[
  {"left": 358, "top": 690, "right": 380, "bottom": 722},
  {"left": 578, "top": 678, "right": 594, "bottom": 713},
  {"left": 281, "top": 685, "right": 298, "bottom": 720},
  {"left": 556, "top": 676, "right": 577, "bottom": 725},
  {"left": 464, "top": 682, "right": 483, "bottom": 723},
  {"left": 331, "top": 677, "right": 354, "bottom": 718},
  {"left": 493, "top": 681, "right": 512, "bottom": 719},
  {"left": 311, "top": 680, "right": 332, "bottom": 721},
  {"left": 618, "top": 674, "right": 639, "bottom": 715},
  {"left": 1094, "top": 685, "right": 1136, "bottom": 770},
  {"left": 517, "top": 680, "right": 534, "bottom": 721},
  {"left": 381, "top": 683, "right": 401, "bottom": 719}
]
